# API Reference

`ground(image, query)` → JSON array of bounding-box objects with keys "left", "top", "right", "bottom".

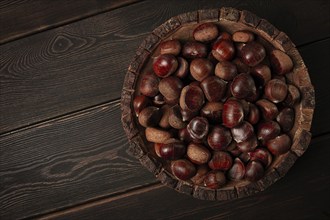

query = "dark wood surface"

[{"left": 0, "top": 0, "right": 329, "bottom": 219}]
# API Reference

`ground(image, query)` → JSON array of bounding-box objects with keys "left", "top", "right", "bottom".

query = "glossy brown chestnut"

[
  {"left": 212, "top": 39, "right": 235, "bottom": 61},
  {"left": 232, "top": 58, "right": 250, "bottom": 73},
  {"left": 201, "top": 102, "right": 223, "bottom": 123},
  {"left": 159, "top": 76, "right": 183, "bottom": 101},
  {"left": 200, "top": 76, "right": 226, "bottom": 102},
  {"left": 257, "top": 120, "right": 281, "bottom": 145},
  {"left": 270, "top": 49, "right": 293, "bottom": 75},
  {"left": 168, "top": 105, "right": 186, "bottom": 129},
  {"left": 190, "top": 58, "right": 214, "bottom": 81},
  {"left": 159, "top": 105, "right": 171, "bottom": 129},
  {"left": 276, "top": 107, "right": 295, "bottom": 132},
  {"left": 236, "top": 135, "right": 258, "bottom": 153},
  {"left": 181, "top": 108, "right": 198, "bottom": 122},
  {"left": 193, "top": 22, "right": 219, "bottom": 42},
  {"left": 153, "top": 54, "right": 178, "bottom": 78},
  {"left": 204, "top": 171, "right": 226, "bottom": 189},
  {"left": 228, "top": 158, "right": 246, "bottom": 180},
  {"left": 256, "top": 99, "right": 279, "bottom": 120},
  {"left": 231, "top": 121, "right": 254, "bottom": 143},
  {"left": 138, "top": 106, "right": 161, "bottom": 127},
  {"left": 191, "top": 165, "right": 209, "bottom": 185},
  {"left": 251, "top": 64, "right": 271, "bottom": 87},
  {"left": 232, "top": 31, "right": 254, "bottom": 43},
  {"left": 159, "top": 39, "right": 181, "bottom": 56},
  {"left": 180, "top": 84, "right": 205, "bottom": 112},
  {"left": 133, "top": 95, "right": 151, "bottom": 117},
  {"left": 239, "top": 152, "right": 251, "bottom": 163},
  {"left": 208, "top": 151, "right": 233, "bottom": 171},
  {"left": 222, "top": 98, "right": 244, "bottom": 128},
  {"left": 264, "top": 79, "right": 288, "bottom": 103},
  {"left": 182, "top": 41, "right": 208, "bottom": 59},
  {"left": 159, "top": 141, "right": 186, "bottom": 160},
  {"left": 215, "top": 60, "right": 238, "bottom": 81},
  {"left": 187, "top": 117, "right": 209, "bottom": 141},
  {"left": 154, "top": 143, "right": 163, "bottom": 158},
  {"left": 140, "top": 72, "right": 159, "bottom": 97},
  {"left": 230, "top": 73, "right": 257, "bottom": 99},
  {"left": 266, "top": 134, "right": 292, "bottom": 155},
  {"left": 178, "top": 127, "right": 193, "bottom": 143},
  {"left": 187, "top": 143, "right": 211, "bottom": 165},
  {"left": 247, "top": 103, "right": 260, "bottom": 125},
  {"left": 245, "top": 161, "right": 264, "bottom": 181},
  {"left": 214, "top": 32, "right": 232, "bottom": 42},
  {"left": 171, "top": 159, "right": 196, "bottom": 180},
  {"left": 284, "top": 84, "right": 300, "bottom": 106},
  {"left": 145, "top": 127, "right": 172, "bottom": 143},
  {"left": 207, "top": 125, "right": 232, "bottom": 150},
  {"left": 241, "top": 41, "right": 266, "bottom": 67},
  {"left": 175, "top": 57, "right": 189, "bottom": 79},
  {"left": 248, "top": 148, "right": 272, "bottom": 168},
  {"left": 153, "top": 94, "right": 165, "bottom": 107}
]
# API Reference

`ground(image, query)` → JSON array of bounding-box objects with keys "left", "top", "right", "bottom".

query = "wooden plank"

[
  {"left": 41, "top": 134, "right": 330, "bottom": 220},
  {"left": 0, "top": 100, "right": 157, "bottom": 220},
  {"left": 1, "top": 0, "right": 329, "bottom": 134},
  {"left": 0, "top": 0, "right": 142, "bottom": 44}
]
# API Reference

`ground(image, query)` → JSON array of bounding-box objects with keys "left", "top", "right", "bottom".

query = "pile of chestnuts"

[{"left": 133, "top": 22, "right": 300, "bottom": 189}]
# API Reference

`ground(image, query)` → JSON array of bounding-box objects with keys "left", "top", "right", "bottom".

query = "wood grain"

[
  {"left": 0, "top": 100, "right": 156, "bottom": 220},
  {"left": 40, "top": 134, "right": 330, "bottom": 220},
  {"left": 1, "top": 0, "right": 329, "bottom": 134},
  {"left": 0, "top": 0, "right": 142, "bottom": 44}
]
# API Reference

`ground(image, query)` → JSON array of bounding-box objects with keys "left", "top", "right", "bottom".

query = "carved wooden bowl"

[{"left": 121, "top": 8, "right": 315, "bottom": 200}]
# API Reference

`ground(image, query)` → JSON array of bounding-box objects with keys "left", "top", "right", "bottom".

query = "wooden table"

[{"left": 1, "top": 1, "right": 329, "bottom": 219}]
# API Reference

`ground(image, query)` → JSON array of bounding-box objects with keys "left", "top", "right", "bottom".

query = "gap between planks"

[{"left": 0, "top": 0, "right": 146, "bottom": 46}]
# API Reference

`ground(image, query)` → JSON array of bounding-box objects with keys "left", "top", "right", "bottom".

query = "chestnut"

[
  {"left": 159, "top": 105, "right": 171, "bottom": 129},
  {"left": 276, "top": 107, "right": 295, "bottom": 133},
  {"left": 222, "top": 98, "right": 244, "bottom": 128},
  {"left": 168, "top": 105, "right": 186, "bottom": 129},
  {"left": 228, "top": 158, "right": 246, "bottom": 180},
  {"left": 201, "top": 102, "right": 223, "bottom": 123},
  {"left": 200, "top": 76, "right": 226, "bottom": 102},
  {"left": 140, "top": 72, "right": 159, "bottom": 97},
  {"left": 190, "top": 58, "right": 214, "bottom": 81},
  {"left": 159, "top": 39, "right": 181, "bottom": 56},
  {"left": 187, "top": 117, "right": 209, "bottom": 141},
  {"left": 245, "top": 161, "right": 264, "bottom": 181},
  {"left": 182, "top": 41, "right": 208, "bottom": 59},
  {"left": 270, "top": 49, "right": 293, "bottom": 75},
  {"left": 204, "top": 171, "right": 226, "bottom": 189},
  {"left": 207, "top": 125, "right": 232, "bottom": 150},
  {"left": 171, "top": 159, "right": 196, "bottom": 180},
  {"left": 247, "top": 103, "right": 260, "bottom": 125},
  {"left": 187, "top": 143, "right": 211, "bottom": 165},
  {"left": 158, "top": 141, "right": 186, "bottom": 160},
  {"left": 133, "top": 95, "right": 151, "bottom": 117},
  {"left": 241, "top": 41, "right": 266, "bottom": 67},
  {"left": 232, "top": 58, "right": 250, "bottom": 73},
  {"left": 181, "top": 108, "right": 198, "bottom": 122},
  {"left": 154, "top": 143, "right": 163, "bottom": 158},
  {"left": 239, "top": 152, "right": 251, "bottom": 163},
  {"left": 212, "top": 39, "right": 235, "bottom": 61},
  {"left": 193, "top": 22, "right": 219, "bottom": 42},
  {"left": 232, "top": 31, "right": 254, "bottom": 43},
  {"left": 214, "top": 32, "right": 232, "bottom": 42},
  {"left": 230, "top": 73, "right": 257, "bottom": 99},
  {"left": 191, "top": 165, "right": 209, "bottom": 185},
  {"left": 159, "top": 76, "right": 183, "bottom": 101},
  {"left": 138, "top": 106, "right": 161, "bottom": 127},
  {"left": 178, "top": 127, "right": 193, "bottom": 143},
  {"left": 264, "top": 79, "right": 288, "bottom": 103},
  {"left": 251, "top": 64, "right": 271, "bottom": 87},
  {"left": 215, "top": 60, "right": 238, "bottom": 81},
  {"left": 256, "top": 99, "right": 279, "bottom": 120},
  {"left": 257, "top": 120, "right": 281, "bottom": 145},
  {"left": 208, "top": 151, "right": 233, "bottom": 171},
  {"left": 153, "top": 93, "right": 165, "bottom": 107},
  {"left": 175, "top": 57, "right": 189, "bottom": 79},
  {"left": 145, "top": 127, "right": 172, "bottom": 143},
  {"left": 180, "top": 84, "right": 205, "bottom": 112},
  {"left": 248, "top": 148, "right": 272, "bottom": 168},
  {"left": 266, "top": 134, "right": 292, "bottom": 155},
  {"left": 153, "top": 54, "right": 178, "bottom": 78},
  {"left": 231, "top": 121, "right": 254, "bottom": 143},
  {"left": 236, "top": 135, "right": 258, "bottom": 152},
  {"left": 284, "top": 84, "right": 300, "bottom": 106}
]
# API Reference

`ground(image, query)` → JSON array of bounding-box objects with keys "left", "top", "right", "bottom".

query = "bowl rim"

[{"left": 121, "top": 7, "right": 315, "bottom": 201}]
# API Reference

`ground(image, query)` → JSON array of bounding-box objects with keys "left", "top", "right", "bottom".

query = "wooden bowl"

[{"left": 121, "top": 8, "right": 315, "bottom": 200}]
